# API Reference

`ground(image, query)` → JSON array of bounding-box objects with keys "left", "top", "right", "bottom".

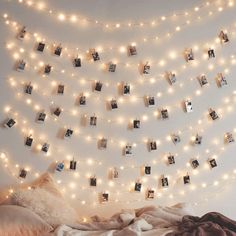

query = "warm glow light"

[{"left": 58, "top": 13, "right": 65, "bottom": 21}]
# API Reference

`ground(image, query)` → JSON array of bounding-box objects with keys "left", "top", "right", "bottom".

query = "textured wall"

[{"left": 0, "top": 0, "right": 236, "bottom": 219}]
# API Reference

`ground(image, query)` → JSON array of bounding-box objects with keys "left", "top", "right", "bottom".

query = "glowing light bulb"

[{"left": 58, "top": 13, "right": 65, "bottom": 21}]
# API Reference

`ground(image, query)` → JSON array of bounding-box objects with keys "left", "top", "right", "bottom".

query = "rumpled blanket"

[{"left": 167, "top": 212, "right": 236, "bottom": 236}]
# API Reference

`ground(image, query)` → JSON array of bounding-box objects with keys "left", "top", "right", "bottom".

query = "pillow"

[
  {"left": 12, "top": 188, "right": 79, "bottom": 227},
  {"left": 0, "top": 205, "right": 53, "bottom": 236}
]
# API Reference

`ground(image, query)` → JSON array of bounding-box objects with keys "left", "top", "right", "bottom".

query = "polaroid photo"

[
  {"left": 54, "top": 107, "right": 62, "bottom": 117},
  {"left": 79, "top": 95, "right": 86, "bottom": 105},
  {"left": 161, "top": 108, "right": 169, "bottom": 119},
  {"left": 194, "top": 134, "right": 202, "bottom": 145},
  {"left": 146, "top": 189, "right": 155, "bottom": 199},
  {"left": 41, "top": 143, "right": 50, "bottom": 153},
  {"left": 4, "top": 118, "right": 16, "bottom": 128},
  {"left": 183, "top": 174, "right": 190, "bottom": 184},
  {"left": 112, "top": 167, "right": 119, "bottom": 178},
  {"left": 218, "top": 73, "right": 227, "bottom": 87},
  {"left": 90, "top": 49, "right": 100, "bottom": 61},
  {"left": 70, "top": 159, "right": 77, "bottom": 170},
  {"left": 25, "top": 83, "right": 33, "bottom": 95},
  {"left": 199, "top": 75, "right": 208, "bottom": 87},
  {"left": 90, "top": 115, "right": 97, "bottom": 126},
  {"left": 101, "top": 193, "right": 109, "bottom": 202},
  {"left": 64, "top": 129, "right": 73, "bottom": 139},
  {"left": 171, "top": 134, "right": 181, "bottom": 144},
  {"left": 37, "top": 112, "right": 46, "bottom": 123},
  {"left": 209, "top": 108, "right": 219, "bottom": 120},
  {"left": 95, "top": 81, "right": 103, "bottom": 92},
  {"left": 133, "top": 119, "right": 140, "bottom": 129},
  {"left": 186, "top": 48, "right": 194, "bottom": 62},
  {"left": 19, "top": 168, "right": 27, "bottom": 178},
  {"left": 208, "top": 48, "right": 215, "bottom": 59},
  {"left": 209, "top": 158, "right": 217, "bottom": 168},
  {"left": 17, "top": 60, "right": 26, "bottom": 71},
  {"left": 161, "top": 177, "right": 169, "bottom": 188},
  {"left": 100, "top": 138, "right": 108, "bottom": 149},
  {"left": 25, "top": 135, "right": 33, "bottom": 147},
  {"left": 134, "top": 182, "right": 142, "bottom": 192},
  {"left": 191, "top": 159, "right": 200, "bottom": 169},
  {"left": 37, "top": 42, "right": 45, "bottom": 52},
  {"left": 57, "top": 85, "right": 64, "bottom": 95},
  {"left": 149, "top": 141, "right": 157, "bottom": 151},
  {"left": 108, "top": 62, "right": 116, "bottom": 72},
  {"left": 56, "top": 162, "right": 64, "bottom": 172},
  {"left": 225, "top": 132, "right": 234, "bottom": 143},
  {"left": 111, "top": 99, "right": 118, "bottom": 110},
  {"left": 147, "top": 96, "right": 155, "bottom": 106},
  {"left": 125, "top": 144, "right": 132, "bottom": 156},
  {"left": 185, "top": 100, "right": 193, "bottom": 113},
  {"left": 128, "top": 45, "right": 137, "bottom": 56},
  {"left": 90, "top": 176, "right": 97, "bottom": 186},
  {"left": 44, "top": 64, "right": 52, "bottom": 74},
  {"left": 167, "top": 154, "right": 175, "bottom": 165},
  {"left": 169, "top": 72, "right": 177, "bottom": 84},
  {"left": 144, "top": 166, "right": 151, "bottom": 175},
  {"left": 219, "top": 30, "right": 229, "bottom": 43},
  {"left": 54, "top": 44, "right": 62, "bottom": 56},
  {"left": 143, "top": 62, "right": 150, "bottom": 74},
  {"left": 74, "top": 57, "right": 81, "bottom": 67},
  {"left": 123, "top": 83, "right": 130, "bottom": 95},
  {"left": 18, "top": 26, "right": 26, "bottom": 40}
]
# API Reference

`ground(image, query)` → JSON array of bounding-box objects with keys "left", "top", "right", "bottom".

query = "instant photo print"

[
  {"left": 123, "top": 83, "right": 130, "bottom": 95},
  {"left": 161, "top": 108, "right": 169, "bottom": 119},
  {"left": 128, "top": 45, "right": 137, "bottom": 56},
  {"left": 172, "top": 134, "right": 181, "bottom": 144},
  {"left": 101, "top": 193, "right": 109, "bottom": 202},
  {"left": 64, "top": 129, "right": 73, "bottom": 138},
  {"left": 218, "top": 73, "right": 227, "bottom": 87},
  {"left": 90, "top": 115, "right": 97, "bottom": 126},
  {"left": 199, "top": 75, "right": 208, "bottom": 87},
  {"left": 146, "top": 189, "right": 155, "bottom": 199},
  {"left": 25, "top": 83, "right": 33, "bottom": 95},
  {"left": 57, "top": 85, "right": 64, "bottom": 95},
  {"left": 18, "top": 26, "right": 26, "bottom": 40},
  {"left": 90, "top": 49, "right": 100, "bottom": 61},
  {"left": 79, "top": 95, "right": 86, "bottom": 105},
  {"left": 209, "top": 158, "right": 217, "bottom": 168},
  {"left": 111, "top": 99, "right": 118, "bottom": 109},
  {"left": 169, "top": 72, "right": 177, "bottom": 84},
  {"left": 108, "top": 62, "right": 116, "bottom": 72},
  {"left": 56, "top": 162, "right": 64, "bottom": 172},
  {"left": 183, "top": 174, "right": 190, "bottom": 184},
  {"left": 41, "top": 143, "right": 50, "bottom": 153},
  {"left": 17, "top": 60, "right": 26, "bottom": 71},
  {"left": 44, "top": 64, "right": 52, "bottom": 74},
  {"left": 125, "top": 144, "right": 132, "bottom": 156},
  {"left": 5, "top": 118, "right": 16, "bottom": 128},
  {"left": 143, "top": 62, "right": 150, "bottom": 74},
  {"left": 134, "top": 182, "right": 142, "bottom": 192},
  {"left": 37, "top": 112, "right": 46, "bottom": 123},
  {"left": 54, "top": 107, "right": 62, "bottom": 117},
  {"left": 144, "top": 166, "right": 151, "bottom": 175},
  {"left": 161, "top": 176, "right": 169, "bottom": 188},
  {"left": 185, "top": 100, "right": 193, "bottom": 113},
  {"left": 191, "top": 159, "right": 200, "bottom": 169},
  {"left": 219, "top": 30, "right": 229, "bottom": 43},
  {"left": 194, "top": 134, "right": 202, "bottom": 145},
  {"left": 99, "top": 138, "right": 108, "bottom": 149},
  {"left": 37, "top": 42, "right": 45, "bottom": 52},
  {"left": 208, "top": 48, "right": 215, "bottom": 59},
  {"left": 167, "top": 154, "right": 175, "bottom": 165},
  {"left": 209, "top": 108, "right": 219, "bottom": 120},
  {"left": 19, "top": 168, "right": 27, "bottom": 178},
  {"left": 133, "top": 119, "right": 140, "bottom": 129},
  {"left": 112, "top": 167, "right": 119, "bottom": 178},
  {"left": 185, "top": 48, "right": 194, "bottom": 62},
  {"left": 149, "top": 141, "right": 157, "bottom": 151},
  {"left": 70, "top": 158, "right": 77, "bottom": 170},
  {"left": 25, "top": 135, "right": 33, "bottom": 147},
  {"left": 95, "top": 81, "right": 103, "bottom": 92},
  {"left": 225, "top": 132, "right": 234, "bottom": 143},
  {"left": 54, "top": 44, "right": 62, "bottom": 56},
  {"left": 90, "top": 176, "right": 97, "bottom": 186},
  {"left": 74, "top": 57, "right": 81, "bottom": 67},
  {"left": 147, "top": 96, "right": 155, "bottom": 106}
]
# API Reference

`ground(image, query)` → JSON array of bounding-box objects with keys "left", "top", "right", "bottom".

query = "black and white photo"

[
  {"left": 185, "top": 100, "right": 193, "bottom": 113},
  {"left": 108, "top": 62, "right": 116, "bottom": 72},
  {"left": 208, "top": 48, "right": 215, "bottom": 59},
  {"left": 64, "top": 128, "right": 73, "bottom": 138},
  {"left": 149, "top": 140, "right": 157, "bottom": 151},
  {"left": 209, "top": 158, "right": 217, "bottom": 168},
  {"left": 144, "top": 166, "right": 151, "bottom": 175},
  {"left": 57, "top": 84, "right": 64, "bottom": 94},
  {"left": 146, "top": 189, "right": 155, "bottom": 199},
  {"left": 101, "top": 193, "right": 109, "bottom": 202},
  {"left": 194, "top": 134, "right": 202, "bottom": 145},
  {"left": 169, "top": 72, "right": 177, "bottom": 84},
  {"left": 99, "top": 138, "right": 108, "bottom": 149},
  {"left": 125, "top": 144, "right": 132, "bottom": 155},
  {"left": 143, "top": 62, "right": 150, "bottom": 74},
  {"left": 25, "top": 135, "right": 33, "bottom": 147},
  {"left": 199, "top": 75, "right": 208, "bottom": 87},
  {"left": 5, "top": 118, "right": 16, "bottom": 128},
  {"left": 209, "top": 108, "right": 219, "bottom": 120},
  {"left": 161, "top": 108, "right": 169, "bottom": 119},
  {"left": 25, "top": 83, "right": 33, "bottom": 95},
  {"left": 185, "top": 48, "right": 194, "bottom": 62},
  {"left": 41, "top": 143, "right": 50, "bottom": 153},
  {"left": 172, "top": 134, "right": 181, "bottom": 144},
  {"left": 219, "top": 30, "right": 229, "bottom": 43},
  {"left": 37, "top": 112, "right": 46, "bottom": 123},
  {"left": 161, "top": 176, "right": 169, "bottom": 187},
  {"left": 90, "top": 115, "right": 97, "bottom": 126},
  {"left": 147, "top": 96, "right": 155, "bottom": 106},
  {"left": 70, "top": 158, "right": 77, "bottom": 170},
  {"left": 191, "top": 159, "right": 200, "bottom": 169},
  {"left": 95, "top": 81, "right": 103, "bottom": 92},
  {"left": 74, "top": 57, "right": 81, "bottom": 67},
  {"left": 18, "top": 26, "right": 26, "bottom": 40},
  {"left": 134, "top": 182, "right": 142, "bottom": 192},
  {"left": 167, "top": 154, "right": 175, "bottom": 165},
  {"left": 133, "top": 119, "right": 140, "bottom": 129},
  {"left": 110, "top": 99, "right": 118, "bottom": 109},
  {"left": 90, "top": 176, "right": 97, "bottom": 186},
  {"left": 90, "top": 49, "right": 100, "bottom": 61},
  {"left": 44, "top": 64, "right": 52, "bottom": 74},
  {"left": 54, "top": 107, "right": 62, "bottom": 117},
  {"left": 225, "top": 132, "right": 234, "bottom": 143},
  {"left": 54, "top": 44, "right": 62, "bottom": 56},
  {"left": 183, "top": 174, "right": 190, "bottom": 184},
  {"left": 17, "top": 60, "right": 26, "bottom": 71},
  {"left": 128, "top": 45, "right": 137, "bottom": 56},
  {"left": 37, "top": 42, "right": 45, "bottom": 52},
  {"left": 123, "top": 83, "right": 130, "bottom": 95},
  {"left": 19, "top": 168, "right": 27, "bottom": 178},
  {"left": 79, "top": 95, "right": 86, "bottom": 105}
]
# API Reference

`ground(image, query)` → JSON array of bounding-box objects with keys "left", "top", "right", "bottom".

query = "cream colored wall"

[{"left": 0, "top": 0, "right": 236, "bottom": 219}]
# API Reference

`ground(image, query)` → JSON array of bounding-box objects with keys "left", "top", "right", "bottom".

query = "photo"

[
  {"left": 113, "top": 167, "right": 119, "bottom": 178},
  {"left": 147, "top": 189, "right": 155, "bottom": 199},
  {"left": 111, "top": 99, "right": 118, "bottom": 109},
  {"left": 194, "top": 134, "right": 202, "bottom": 145},
  {"left": 145, "top": 166, "right": 151, "bottom": 175},
  {"left": 134, "top": 182, "right": 142, "bottom": 192},
  {"left": 147, "top": 96, "right": 155, "bottom": 106},
  {"left": 44, "top": 64, "right": 52, "bottom": 74},
  {"left": 172, "top": 134, "right": 181, "bottom": 144},
  {"left": 191, "top": 159, "right": 200, "bottom": 169},
  {"left": 37, "top": 42, "right": 45, "bottom": 52},
  {"left": 17, "top": 60, "right": 26, "bottom": 71},
  {"left": 54, "top": 107, "right": 62, "bottom": 117},
  {"left": 125, "top": 144, "right": 132, "bottom": 155},
  {"left": 25, "top": 136, "right": 33, "bottom": 147},
  {"left": 5, "top": 118, "right": 16, "bottom": 128},
  {"left": 64, "top": 129, "right": 73, "bottom": 138},
  {"left": 90, "top": 115, "right": 97, "bottom": 126},
  {"left": 183, "top": 174, "right": 190, "bottom": 184},
  {"left": 161, "top": 108, "right": 169, "bottom": 119},
  {"left": 79, "top": 95, "right": 86, "bottom": 105},
  {"left": 169, "top": 72, "right": 177, "bottom": 84},
  {"left": 199, "top": 75, "right": 208, "bottom": 86},
  {"left": 218, "top": 73, "right": 227, "bottom": 87},
  {"left": 37, "top": 112, "right": 46, "bottom": 123},
  {"left": 57, "top": 84, "right": 64, "bottom": 94},
  {"left": 208, "top": 48, "right": 215, "bottom": 58},
  {"left": 41, "top": 143, "right": 50, "bottom": 153},
  {"left": 90, "top": 176, "right": 97, "bottom": 186},
  {"left": 133, "top": 119, "right": 140, "bottom": 129},
  {"left": 186, "top": 48, "right": 194, "bottom": 61},
  {"left": 167, "top": 154, "right": 175, "bottom": 165},
  {"left": 128, "top": 45, "right": 137, "bottom": 56},
  {"left": 56, "top": 162, "right": 64, "bottom": 172},
  {"left": 18, "top": 26, "right": 26, "bottom": 40},
  {"left": 209, "top": 109, "right": 219, "bottom": 120},
  {"left": 143, "top": 62, "right": 150, "bottom": 74},
  {"left": 90, "top": 49, "right": 100, "bottom": 61},
  {"left": 74, "top": 57, "right": 81, "bottom": 67},
  {"left": 95, "top": 81, "right": 103, "bottom": 92},
  {"left": 25, "top": 83, "right": 33, "bottom": 95},
  {"left": 19, "top": 168, "right": 27, "bottom": 178},
  {"left": 54, "top": 45, "right": 62, "bottom": 56},
  {"left": 161, "top": 177, "right": 169, "bottom": 187},
  {"left": 185, "top": 100, "right": 193, "bottom": 113},
  {"left": 123, "top": 84, "right": 130, "bottom": 95},
  {"left": 108, "top": 63, "right": 116, "bottom": 72},
  {"left": 70, "top": 159, "right": 77, "bottom": 170},
  {"left": 225, "top": 132, "right": 234, "bottom": 143},
  {"left": 102, "top": 193, "right": 109, "bottom": 202},
  {"left": 100, "top": 138, "right": 108, "bottom": 149},
  {"left": 149, "top": 141, "right": 157, "bottom": 151},
  {"left": 209, "top": 158, "right": 217, "bottom": 168},
  {"left": 219, "top": 30, "right": 229, "bottom": 43}
]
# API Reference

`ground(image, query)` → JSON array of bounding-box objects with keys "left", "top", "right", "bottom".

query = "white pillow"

[{"left": 12, "top": 188, "right": 79, "bottom": 227}]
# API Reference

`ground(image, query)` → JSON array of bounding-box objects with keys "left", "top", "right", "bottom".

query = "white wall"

[{"left": 1, "top": 0, "right": 236, "bottom": 220}]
